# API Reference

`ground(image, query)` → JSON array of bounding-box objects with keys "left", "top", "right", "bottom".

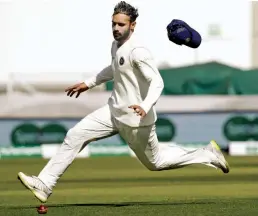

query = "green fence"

[{"left": 105, "top": 61, "right": 258, "bottom": 95}]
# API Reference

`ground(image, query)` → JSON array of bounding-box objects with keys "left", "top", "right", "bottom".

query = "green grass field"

[{"left": 0, "top": 156, "right": 257, "bottom": 216}]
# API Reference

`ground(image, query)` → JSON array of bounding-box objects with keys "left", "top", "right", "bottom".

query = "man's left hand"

[{"left": 128, "top": 105, "right": 146, "bottom": 119}]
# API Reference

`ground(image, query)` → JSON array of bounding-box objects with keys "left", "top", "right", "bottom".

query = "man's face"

[{"left": 112, "top": 13, "right": 135, "bottom": 42}]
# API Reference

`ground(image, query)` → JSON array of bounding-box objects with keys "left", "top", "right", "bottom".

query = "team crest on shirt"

[{"left": 119, "top": 57, "right": 124, "bottom": 65}]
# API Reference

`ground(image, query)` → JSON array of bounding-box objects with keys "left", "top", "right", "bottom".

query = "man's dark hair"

[{"left": 113, "top": 1, "right": 139, "bottom": 22}]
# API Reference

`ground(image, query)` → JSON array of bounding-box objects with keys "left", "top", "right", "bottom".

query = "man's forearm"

[
  {"left": 137, "top": 60, "right": 164, "bottom": 113},
  {"left": 84, "top": 65, "right": 113, "bottom": 89},
  {"left": 131, "top": 47, "right": 164, "bottom": 113},
  {"left": 140, "top": 76, "right": 164, "bottom": 114}
]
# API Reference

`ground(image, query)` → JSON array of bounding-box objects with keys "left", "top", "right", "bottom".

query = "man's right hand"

[{"left": 65, "top": 82, "right": 89, "bottom": 98}]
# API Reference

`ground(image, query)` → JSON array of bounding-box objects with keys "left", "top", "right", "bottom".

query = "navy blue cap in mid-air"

[{"left": 167, "top": 19, "right": 202, "bottom": 48}]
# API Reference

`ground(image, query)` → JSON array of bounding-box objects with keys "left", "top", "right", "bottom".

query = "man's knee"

[
  {"left": 64, "top": 127, "right": 94, "bottom": 148},
  {"left": 65, "top": 127, "right": 80, "bottom": 141},
  {"left": 144, "top": 161, "right": 163, "bottom": 171}
]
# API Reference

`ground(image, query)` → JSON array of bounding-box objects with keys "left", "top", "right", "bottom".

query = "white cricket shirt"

[{"left": 84, "top": 35, "right": 164, "bottom": 127}]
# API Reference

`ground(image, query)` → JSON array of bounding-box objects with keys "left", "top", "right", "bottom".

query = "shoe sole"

[
  {"left": 17, "top": 172, "right": 47, "bottom": 203},
  {"left": 210, "top": 140, "right": 230, "bottom": 173}
]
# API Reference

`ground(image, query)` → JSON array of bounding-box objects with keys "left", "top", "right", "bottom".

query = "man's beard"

[{"left": 113, "top": 29, "right": 131, "bottom": 42}]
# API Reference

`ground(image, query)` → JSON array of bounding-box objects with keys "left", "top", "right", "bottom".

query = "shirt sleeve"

[
  {"left": 130, "top": 47, "right": 164, "bottom": 114},
  {"left": 84, "top": 65, "right": 113, "bottom": 89}
]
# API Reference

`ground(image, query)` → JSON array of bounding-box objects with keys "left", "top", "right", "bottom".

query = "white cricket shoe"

[
  {"left": 17, "top": 172, "right": 52, "bottom": 203},
  {"left": 206, "top": 140, "right": 230, "bottom": 173}
]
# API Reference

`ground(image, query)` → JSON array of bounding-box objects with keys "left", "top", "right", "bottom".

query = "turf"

[{"left": 0, "top": 156, "right": 257, "bottom": 216}]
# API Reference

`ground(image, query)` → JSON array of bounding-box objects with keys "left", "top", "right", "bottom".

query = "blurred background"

[{"left": 0, "top": 0, "right": 258, "bottom": 159}]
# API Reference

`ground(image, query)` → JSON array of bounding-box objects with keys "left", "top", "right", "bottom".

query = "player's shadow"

[
  {"left": 8, "top": 201, "right": 215, "bottom": 209},
  {"left": 53, "top": 201, "right": 216, "bottom": 207}
]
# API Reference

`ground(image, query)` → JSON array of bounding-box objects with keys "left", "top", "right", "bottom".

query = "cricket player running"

[{"left": 17, "top": 1, "right": 229, "bottom": 203}]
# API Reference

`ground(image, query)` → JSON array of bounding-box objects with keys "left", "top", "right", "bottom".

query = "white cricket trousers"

[{"left": 38, "top": 105, "right": 216, "bottom": 190}]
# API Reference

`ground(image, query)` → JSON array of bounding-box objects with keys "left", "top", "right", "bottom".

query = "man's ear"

[{"left": 130, "top": 21, "right": 136, "bottom": 31}]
